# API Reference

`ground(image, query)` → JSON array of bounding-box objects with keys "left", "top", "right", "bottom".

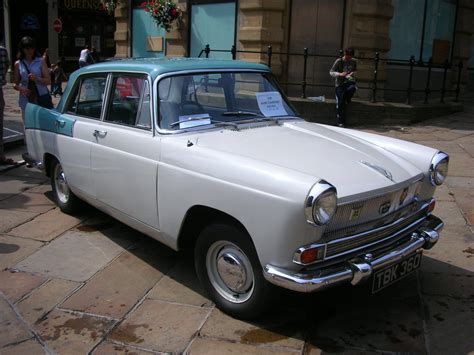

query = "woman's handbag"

[{"left": 22, "top": 61, "right": 54, "bottom": 109}]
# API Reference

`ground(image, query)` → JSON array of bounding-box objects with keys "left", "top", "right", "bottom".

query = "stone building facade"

[
  {"left": 112, "top": 0, "right": 474, "bottom": 102},
  {"left": 3, "top": 0, "right": 470, "bottom": 102}
]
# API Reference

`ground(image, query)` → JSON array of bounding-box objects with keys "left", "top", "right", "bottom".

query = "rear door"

[
  {"left": 59, "top": 74, "right": 108, "bottom": 198},
  {"left": 91, "top": 74, "right": 161, "bottom": 229}
]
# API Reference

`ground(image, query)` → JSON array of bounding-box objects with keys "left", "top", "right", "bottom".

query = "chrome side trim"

[{"left": 264, "top": 215, "right": 443, "bottom": 293}]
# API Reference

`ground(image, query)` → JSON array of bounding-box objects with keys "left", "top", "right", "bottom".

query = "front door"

[
  {"left": 189, "top": 1, "right": 236, "bottom": 58},
  {"left": 91, "top": 74, "right": 160, "bottom": 230}
]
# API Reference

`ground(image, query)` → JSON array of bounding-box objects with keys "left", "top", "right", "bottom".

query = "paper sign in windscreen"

[
  {"left": 178, "top": 114, "right": 211, "bottom": 129},
  {"left": 256, "top": 92, "right": 287, "bottom": 117}
]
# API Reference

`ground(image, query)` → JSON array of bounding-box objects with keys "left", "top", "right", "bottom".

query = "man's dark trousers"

[{"left": 335, "top": 82, "right": 357, "bottom": 126}]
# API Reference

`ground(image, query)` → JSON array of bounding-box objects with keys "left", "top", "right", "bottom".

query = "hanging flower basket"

[
  {"left": 101, "top": 0, "right": 121, "bottom": 14},
  {"left": 141, "top": 0, "right": 182, "bottom": 32}
]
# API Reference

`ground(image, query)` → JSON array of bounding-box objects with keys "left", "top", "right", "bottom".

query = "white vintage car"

[{"left": 23, "top": 58, "right": 448, "bottom": 319}]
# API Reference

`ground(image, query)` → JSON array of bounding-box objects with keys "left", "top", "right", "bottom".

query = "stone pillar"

[
  {"left": 114, "top": 1, "right": 129, "bottom": 58},
  {"left": 166, "top": 0, "right": 188, "bottom": 57},
  {"left": 344, "top": 0, "right": 394, "bottom": 99},
  {"left": 237, "top": 0, "right": 287, "bottom": 76},
  {"left": 47, "top": 0, "right": 59, "bottom": 64},
  {"left": 451, "top": 0, "right": 474, "bottom": 90}
]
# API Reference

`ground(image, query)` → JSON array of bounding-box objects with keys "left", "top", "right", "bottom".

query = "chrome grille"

[
  {"left": 324, "top": 181, "right": 421, "bottom": 240},
  {"left": 323, "top": 202, "right": 420, "bottom": 242},
  {"left": 325, "top": 206, "right": 428, "bottom": 258}
]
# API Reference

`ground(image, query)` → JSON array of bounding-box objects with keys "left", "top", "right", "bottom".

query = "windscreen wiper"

[
  {"left": 223, "top": 111, "right": 282, "bottom": 124},
  {"left": 222, "top": 111, "right": 262, "bottom": 117}
]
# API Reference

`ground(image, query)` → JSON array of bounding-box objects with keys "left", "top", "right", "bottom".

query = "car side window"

[
  {"left": 136, "top": 80, "right": 151, "bottom": 129},
  {"left": 66, "top": 75, "right": 107, "bottom": 119},
  {"left": 105, "top": 75, "right": 147, "bottom": 128}
]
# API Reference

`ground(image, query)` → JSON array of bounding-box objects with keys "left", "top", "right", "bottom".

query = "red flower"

[
  {"left": 154, "top": 8, "right": 158, "bottom": 13},
  {"left": 169, "top": 7, "right": 177, "bottom": 17},
  {"left": 140, "top": 1, "right": 146, "bottom": 7}
]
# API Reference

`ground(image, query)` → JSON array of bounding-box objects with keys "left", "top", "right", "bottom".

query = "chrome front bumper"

[{"left": 263, "top": 215, "right": 443, "bottom": 293}]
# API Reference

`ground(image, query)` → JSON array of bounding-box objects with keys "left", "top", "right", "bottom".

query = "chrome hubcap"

[
  {"left": 206, "top": 241, "right": 254, "bottom": 303},
  {"left": 54, "top": 163, "right": 69, "bottom": 204}
]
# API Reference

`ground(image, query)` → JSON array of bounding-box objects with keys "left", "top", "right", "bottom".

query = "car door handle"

[
  {"left": 55, "top": 119, "right": 66, "bottom": 128},
  {"left": 93, "top": 130, "right": 107, "bottom": 137}
]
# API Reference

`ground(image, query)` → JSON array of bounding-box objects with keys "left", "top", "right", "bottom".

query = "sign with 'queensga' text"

[{"left": 62, "top": 0, "right": 108, "bottom": 12}]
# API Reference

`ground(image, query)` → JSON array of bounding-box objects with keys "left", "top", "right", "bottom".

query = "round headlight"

[
  {"left": 429, "top": 152, "right": 449, "bottom": 186},
  {"left": 305, "top": 181, "right": 337, "bottom": 225}
]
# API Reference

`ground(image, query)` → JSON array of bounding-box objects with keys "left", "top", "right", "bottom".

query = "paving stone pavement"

[{"left": 0, "top": 91, "right": 473, "bottom": 354}]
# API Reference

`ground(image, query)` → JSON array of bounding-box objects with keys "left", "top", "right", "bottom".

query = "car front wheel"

[
  {"left": 50, "top": 159, "right": 81, "bottom": 214},
  {"left": 194, "top": 223, "right": 275, "bottom": 319}
]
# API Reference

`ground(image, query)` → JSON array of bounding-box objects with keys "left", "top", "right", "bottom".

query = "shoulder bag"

[{"left": 21, "top": 61, "right": 54, "bottom": 109}]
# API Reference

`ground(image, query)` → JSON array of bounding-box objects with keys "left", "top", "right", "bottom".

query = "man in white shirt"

[{"left": 78, "top": 45, "right": 90, "bottom": 68}]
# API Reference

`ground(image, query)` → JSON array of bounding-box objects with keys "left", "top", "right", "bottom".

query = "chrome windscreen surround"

[
  {"left": 304, "top": 180, "right": 337, "bottom": 226},
  {"left": 429, "top": 151, "right": 449, "bottom": 186}
]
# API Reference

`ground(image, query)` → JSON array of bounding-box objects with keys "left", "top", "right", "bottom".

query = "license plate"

[{"left": 372, "top": 251, "right": 422, "bottom": 293}]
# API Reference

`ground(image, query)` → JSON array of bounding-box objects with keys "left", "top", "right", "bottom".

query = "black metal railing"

[{"left": 198, "top": 44, "right": 466, "bottom": 104}]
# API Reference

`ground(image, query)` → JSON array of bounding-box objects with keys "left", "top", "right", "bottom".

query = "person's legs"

[
  {"left": 345, "top": 83, "right": 357, "bottom": 103},
  {"left": 335, "top": 85, "right": 346, "bottom": 126}
]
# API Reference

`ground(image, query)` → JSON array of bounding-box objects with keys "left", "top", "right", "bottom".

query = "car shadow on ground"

[{"left": 70, "top": 202, "right": 473, "bottom": 354}]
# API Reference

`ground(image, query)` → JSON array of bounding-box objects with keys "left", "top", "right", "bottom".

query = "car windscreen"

[{"left": 157, "top": 72, "right": 297, "bottom": 131}]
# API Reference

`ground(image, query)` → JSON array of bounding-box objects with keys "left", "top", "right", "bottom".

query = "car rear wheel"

[
  {"left": 195, "top": 222, "right": 275, "bottom": 319},
  {"left": 50, "top": 159, "right": 81, "bottom": 214}
]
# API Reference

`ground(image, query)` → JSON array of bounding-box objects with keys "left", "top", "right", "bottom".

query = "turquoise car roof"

[
  {"left": 71, "top": 57, "right": 270, "bottom": 80},
  {"left": 57, "top": 58, "right": 271, "bottom": 112}
]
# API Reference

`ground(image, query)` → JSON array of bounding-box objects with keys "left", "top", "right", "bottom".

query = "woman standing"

[{"left": 12, "top": 37, "right": 51, "bottom": 121}]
